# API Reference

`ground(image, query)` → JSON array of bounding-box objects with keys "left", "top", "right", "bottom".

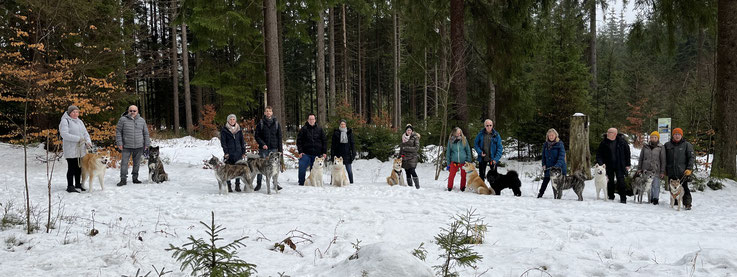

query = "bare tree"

[
  {"left": 316, "top": 9, "right": 327, "bottom": 125},
  {"left": 329, "top": 7, "right": 336, "bottom": 118},
  {"left": 182, "top": 22, "right": 193, "bottom": 134},
  {"left": 450, "top": 0, "right": 467, "bottom": 131},
  {"left": 712, "top": 0, "right": 737, "bottom": 179},
  {"left": 170, "top": 0, "right": 180, "bottom": 135},
  {"left": 264, "top": 0, "right": 282, "bottom": 122}
]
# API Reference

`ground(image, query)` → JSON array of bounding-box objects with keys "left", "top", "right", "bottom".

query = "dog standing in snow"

[
  {"left": 386, "top": 158, "right": 405, "bottom": 186},
  {"left": 593, "top": 164, "right": 608, "bottom": 200},
  {"left": 81, "top": 152, "right": 110, "bottom": 192},
  {"left": 207, "top": 155, "right": 253, "bottom": 194},
  {"left": 669, "top": 179, "right": 684, "bottom": 211},
  {"left": 331, "top": 157, "right": 350, "bottom": 187},
  {"left": 632, "top": 171, "right": 654, "bottom": 204},
  {"left": 247, "top": 151, "right": 282, "bottom": 194},
  {"left": 550, "top": 166, "right": 586, "bottom": 201},
  {"left": 304, "top": 157, "right": 325, "bottom": 187}
]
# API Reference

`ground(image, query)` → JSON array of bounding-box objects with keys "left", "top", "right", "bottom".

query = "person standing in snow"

[
  {"left": 297, "top": 114, "right": 327, "bottom": 186},
  {"left": 664, "top": 128, "right": 695, "bottom": 210},
  {"left": 330, "top": 119, "right": 356, "bottom": 184},
  {"left": 115, "top": 105, "right": 150, "bottom": 187},
  {"left": 637, "top": 131, "right": 666, "bottom": 205},
  {"left": 538, "top": 128, "right": 567, "bottom": 198},
  {"left": 473, "top": 119, "right": 503, "bottom": 182},
  {"left": 399, "top": 124, "right": 420, "bottom": 189},
  {"left": 595, "top": 127, "right": 631, "bottom": 203},
  {"left": 59, "top": 105, "right": 92, "bottom": 193},
  {"left": 220, "top": 114, "right": 247, "bottom": 192},
  {"left": 446, "top": 127, "right": 473, "bottom": 191},
  {"left": 254, "top": 106, "right": 283, "bottom": 191}
]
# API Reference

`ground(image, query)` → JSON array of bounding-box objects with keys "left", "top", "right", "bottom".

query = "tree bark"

[
  {"left": 329, "top": 7, "right": 336, "bottom": 118},
  {"left": 712, "top": 0, "right": 737, "bottom": 179},
  {"left": 264, "top": 0, "right": 282, "bottom": 125},
  {"left": 342, "top": 4, "right": 348, "bottom": 102},
  {"left": 450, "top": 0, "right": 467, "bottom": 130},
  {"left": 317, "top": 9, "right": 327, "bottom": 125},
  {"left": 393, "top": 6, "right": 402, "bottom": 128},
  {"left": 568, "top": 114, "right": 592, "bottom": 179},
  {"left": 277, "top": 10, "right": 287, "bottom": 125},
  {"left": 195, "top": 52, "right": 203, "bottom": 121},
  {"left": 424, "top": 48, "right": 428, "bottom": 122},
  {"left": 487, "top": 74, "right": 495, "bottom": 122},
  {"left": 170, "top": 0, "right": 179, "bottom": 135},
  {"left": 181, "top": 23, "right": 193, "bottom": 134},
  {"left": 589, "top": 0, "right": 597, "bottom": 95},
  {"left": 358, "top": 16, "right": 363, "bottom": 117}
]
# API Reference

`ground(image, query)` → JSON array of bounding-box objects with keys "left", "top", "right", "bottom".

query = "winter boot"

[
  {"left": 254, "top": 183, "right": 261, "bottom": 191},
  {"left": 460, "top": 186, "right": 466, "bottom": 192},
  {"left": 276, "top": 185, "right": 283, "bottom": 190},
  {"left": 132, "top": 176, "right": 142, "bottom": 184},
  {"left": 685, "top": 205, "right": 692, "bottom": 210},
  {"left": 620, "top": 197, "right": 627, "bottom": 204},
  {"left": 234, "top": 181, "right": 242, "bottom": 192},
  {"left": 406, "top": 176, "right": 413, "bottom": 187},
  {"left": 447, "top": 187, "right": 452, "bottom": 192},
  {"left": 413, "top": 177, "right": 420, "bottom": 189},
  {"left": 537, "top": 191, "right": 544, "bottom": 198},
  {"left": 116, "top": 180, "right": 127, "bottom": 187},
  {"left": 652, "top": 198, "right": 659, "bottom": 205},
  {"left": 66, "top": 185, "right": 80, "bottom": 193},
  {"left": 75, "top": 184, "right": 86, "bottom": 192}
]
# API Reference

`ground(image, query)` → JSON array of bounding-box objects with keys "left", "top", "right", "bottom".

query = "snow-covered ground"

[{"left": 1, "top": 137, "right": 736, "bottom": 276}]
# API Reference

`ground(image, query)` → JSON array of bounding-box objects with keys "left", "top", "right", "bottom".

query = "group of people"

[{"left": 59, "top": 104, "right": 696, "bottom": 210}]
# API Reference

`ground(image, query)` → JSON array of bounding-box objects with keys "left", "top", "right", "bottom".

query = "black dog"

[{"left": 486, "top": 166, "right": 522, "bottom": 196}]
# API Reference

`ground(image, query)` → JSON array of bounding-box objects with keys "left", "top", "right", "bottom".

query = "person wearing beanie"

[
  {"left": 447, "top": 127, "right": 473, "bottom": 191},
  {"left": 400, "top": 124, "right": 421, "bottom": 189},
  {"left": 254, "top": 106, "right": 283, "bottom": 191},
  {"left": 473, "top": 119, "right": 503, "bottom": 182},
  {"left": 538, "top": 128, "right": 566, "bottom": 198},
  {"left": 59, "top": 105, "right": 92, "bottom": 193},
  {"left": 331, "top": 119, "right": 356, "bottom": 184},
  {"left": 220, "top": 114, "right": 246, "bottom": 192},
  {"left": 637, "top": 131, "right": 666, "bottom": 204},
  {"left": 115, "top": 105, "right": 150, "bottom": 186},
  {"left": 595, "top": 127, "right": 631, "bottom": 203},
  {"left": 665, "top": 127, "right": 695, "bottom": 210}
]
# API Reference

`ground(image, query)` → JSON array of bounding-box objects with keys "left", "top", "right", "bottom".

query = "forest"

[{"left": 1, "top": 0, "right": 735, "bottom": 179}]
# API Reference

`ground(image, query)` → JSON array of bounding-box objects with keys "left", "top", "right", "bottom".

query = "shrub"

[
  {"left": 433, "top": 208, "right": 486, "bottom": 277},
  {"left": 707, "top": 179, "right": 724, "bottom": 190},
  {"left": 354, "top": 125, "right": 397, "bottom": 162}
]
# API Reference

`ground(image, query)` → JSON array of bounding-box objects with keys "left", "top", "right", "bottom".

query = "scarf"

[
  {"left": 339, "top": 127, "right": 348, "bottom": 143},
  {"left": 264, "top": 116, "right": 274, "bottom": 126},
  {"left": 402, "top": 133, "right": 411, "bottom": 143},
  {"left": 227, "top": 123, "right": 240, "bottom": 135}
]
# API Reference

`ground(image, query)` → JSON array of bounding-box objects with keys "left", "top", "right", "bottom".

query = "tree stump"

[{"left": 568, "top": 113, "right": 592, "bottom": 179}]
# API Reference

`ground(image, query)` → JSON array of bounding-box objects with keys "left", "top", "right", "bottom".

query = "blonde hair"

[
  {"left": 448, "top": 127, "right": 467, "bottom": 146},
  {"left": 546, "top": 128, "right": 560, "bottom": 142}
]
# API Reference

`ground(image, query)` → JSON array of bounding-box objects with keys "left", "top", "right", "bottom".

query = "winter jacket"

[
  {"left": 115, "top": 112, "right": 150, "bottom": 149},
  {"left": 638, "top": 142, "right": 666, "bottom": 175},
  {"left": 220, "top": 124, "right": 246, "bottom": 164},
  {"left": 331, "top": 128, "right": 355, "bottom": 164},
  {"left": 399, "top": 132, "right": 421, "bottom": 169},
  {"left": 446, "top": 137, "right": 473, "bottom": 165},
  {"left": 59, "top": 112, "right": 92, "bottom": 159},
  {"left": 542, "top": 141, "right": 566, "bottom": 177},
  {"left": 255, "top": 116, "right": 282, "bottom": 152},
  {"left": 664, "top": 139, "right": 695, "bottom": 179},
  {"left": 297, "top": 122, "right": 327, "bottom": 156},
  {"left": 595, "top": 133, "right": 631, "bottom": 173},
  {"left": 473, "top": 128, "right": 503, "bottom": 163}
]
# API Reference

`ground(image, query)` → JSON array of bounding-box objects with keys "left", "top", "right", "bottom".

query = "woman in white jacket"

[{"left": 59, "top": 105, "right": 92, "bottom": 193}]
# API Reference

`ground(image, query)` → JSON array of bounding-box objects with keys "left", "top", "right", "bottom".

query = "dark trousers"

[
  {"left": 478, "top": 160, "right": 493, "bottom": 181},
  {"left": 66, "top": 158, "right": 82, "bottom": 188},
  {"left": 607, "top": 169, "right": 626, "bottom": 200},
  {"left": 345, "top": 163, "right": 354, "bottom": 183},
  {"left": 670, "top": 177, "right": 693, "bottom": 207},
  {"left": 405, "top": 167, "right": 417, "bottom": 184},
  {"left": 538, "top": 174, "right": 557, "bottom": 197}
]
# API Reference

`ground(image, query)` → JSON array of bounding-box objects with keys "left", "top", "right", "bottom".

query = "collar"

[
  {"left": 394, "top": 169, "right": 402, "bottom": 174},
  {"left": 465, "top": 170, "right": 474, "bottom": 174}
]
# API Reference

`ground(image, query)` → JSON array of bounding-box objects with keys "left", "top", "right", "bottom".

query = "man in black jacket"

[
  {"left": 297, "top": 114, "right": 327, "bottom": 186},
  {"left": 665, "top": 128, "right": 695, "bottom": 210},
  {"left": 254, "top": 106, "right": 283, "bottom": 191},
  {"left": 596, "top": 128, "right": 631, "bottom": 203}
]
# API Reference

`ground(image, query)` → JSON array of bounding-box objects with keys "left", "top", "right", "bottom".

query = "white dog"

[
  {"left": 81, "top": 153, "right": 110, "bottom": 192},
  {"left": 305, "top": 157, "right": 325, "bottom": 187},
  {"left": 593, "top": 164, "right": 608, "bottom": 200},
  {"left": 331, "top": 157, "right": 350, "bottom": 187}
]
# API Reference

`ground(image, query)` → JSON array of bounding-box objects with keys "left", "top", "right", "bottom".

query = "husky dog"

[
  {"left": 386, "top": 158, "right": 405, "bottom": 186},
  {"left": 207, "top": 155, "right": 253, "bottom": 194},
  {"left": 549, "top": 167, "right": 586, "bottom": 201},
  {"left": 462, "top": 163, "right": 493, "bottom": 195},
  {"left": 331, "top": 157, "right": 350, "bottom": 187},
  {"left": 632, "top": 171, "right": 654, "bottom": 204},
  {"left": 304, "top": 157, "right": 325, "bottom": 187},
  {"left": 81, "top": 152, "right": 110, "bottom": 192},
  {"left": 247, "top": 151, "right": 282, "bottom": 194},
  {"left": 148, "top": 146, "right": 168, "bottom": 183},
  {"left": 593, "top": 164, "right": 608, "bottom": 200},
  {"left": 486, "top": 166, "right": 521, "bottom": 196},
  {"left": 669, "top": 179, "right": 684, "bottom": 211}
]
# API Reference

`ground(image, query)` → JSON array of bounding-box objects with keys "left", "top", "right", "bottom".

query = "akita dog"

[
  {"left": 632, "top": 171, "right": 654, "bottom": 204},
  {"left": 247, "top": 151, "right": 282, "bottom": 194},
  {"left": 148, "top": 146, "right": 169, "bottom": 183},
  {"left": 669, "top": 179, "right": 684, "bottom": 211},
  {"left": 331, "top": 157, "right": 350, "bottom": 187},
  {"left": 81, "top": 152, "right": 110, "bottom": 192},
  {"left": 593, "top": 164, "right": 608, "bottom": 200},
  {"left": 207, "top": 155, "right": 253, "bottom": 194},
  {"left": 550, "top": 167, "right": 586, "bottom": 201},
  {"left": 304, "top": 157, "right": 325, "bottom": 187},
  {"left": 462, "top": 163, "right": 493, "bottom": 195},
  {"left": 386, "top": 158, "right": 405, "bottom": 186}
]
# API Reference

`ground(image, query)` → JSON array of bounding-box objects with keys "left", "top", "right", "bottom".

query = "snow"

[
  {"left": 573, "top": 113, "right": 585, "bottom": 116},
  {"left": 1, "top": 138, "right": 737, "bottom": 276}
]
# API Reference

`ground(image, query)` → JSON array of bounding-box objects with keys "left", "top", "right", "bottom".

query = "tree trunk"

[
  {"left": 393, "top": 7, "right": 402, "bottom": 128},
  {"left": 487, "top": 74, "right": 495, "bottom": 122},
  {"left": 170, "top": 0, "right": 179, "bottom": 136},
  {"left": 278, "top": 10, "right": 287, "bottom": 125},
  {"left": 450, "top": 0, "right": 467, "bottom": 131},
  {"left": 712, "top": 0, "right": 737, "bottom": 179},
  {"left": 329, "top": 7, "right": 336, "bottom": 118},
  {"left": 589, "top": 0, "right": 597, "bottom": 95},
  {"left": 342, "top": 4, "right": 348, "bottom": 102},
  {"left": 568, "top": 114, "right": 592, "bottom": 179},
  {"left": 264, "top": 0, "right": 282, "bottom": 124},
  {"left": 434, "top": 59, "right": 438, "bottom": 117},
  {"left": 358, "top": 16, "right": 363, "bottom": 117},
  {"left": 317, "top": 9, "right": 327, "bottom": 125},
  {"left": 181, "top": 23, "right": 193, "bottom": 134},
  {"left": 424, "top": 48, "right": 428, "bottom": 122},
  {"left": 195, "top": 52, "right": 203, "bottom": 121}
]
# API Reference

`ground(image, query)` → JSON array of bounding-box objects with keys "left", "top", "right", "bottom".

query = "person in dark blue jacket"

[
  {"left": 538, "top": 128, "right": 567, "bottom": 198},
  {"left": 297, "top": 114, "right": 327, "bottom": 186},
  {"left": 220, "top": 114, "right": 246, "bottom": 192},
  {"left": 473, "top": 119, "right": 503, "bottom": 181}
]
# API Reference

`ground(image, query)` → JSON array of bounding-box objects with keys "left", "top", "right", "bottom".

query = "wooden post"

[{"left": 568, "top": 113, "right": 592, "bottom": 179}]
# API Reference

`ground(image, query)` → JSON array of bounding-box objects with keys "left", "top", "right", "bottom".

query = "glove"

[
  {"left": 684, "top": 169, "right": 692, "bottom": 176},
  {"left": 224, "top": 154, "right": 230, "bottom": 160},
  {"left": 446, "top": 165, "right": 450, "bottom": 171}
]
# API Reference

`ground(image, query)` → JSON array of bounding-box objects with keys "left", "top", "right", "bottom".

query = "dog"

[
  {"left": 247, "top": 151, "right": 282, "bottom": 194},
  {"left": 386, "top": 158, "right": 405, "bottom": 186},
  {"left": 669, "top": 179, "right": 684, "bottom": 211},
  {"left": 593, "top": 164, "right": 608, "bottom": 200},
  {"left": 304, "top": 157, "right": 325, "bottom": 187},
  {"left": 207, "top": 155, "right": 253, "bottom": 194},
  {"left": 330, "top": 157, "right": 350, "bottom": 187},
  {"left": 486, "top": 166, "right": 521, "bottom": 196},
  {"left": 462, "top": 163, "right": 493, "bottom": 195},
  {"left": 148, "top": 146, "right": 168, "bottom": 183},
  {"left": 81, "top": 152, "right": 109, "bottom": 192},
  {"left": 632, "top": 171, "right": 654, "bottom": 204},
  {"left": 549, "top": 167, "right": 586, "bottom": 201}
]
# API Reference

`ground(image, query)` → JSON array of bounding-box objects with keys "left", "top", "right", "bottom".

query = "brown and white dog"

[
  {"left": 462, "top": 163, "right": 493, "bottom": 195},
  {"left": 386, "top": 158, "right": 405, "bottom": 186},
  {"left": 331, "top": 157, "right": 350, "bottom": 187},
  {"left": 81, "top": 152, "right": 110, "bottom": 192},
  {"left": 669, "top": 179, "right": 684, "bottom": 211}
]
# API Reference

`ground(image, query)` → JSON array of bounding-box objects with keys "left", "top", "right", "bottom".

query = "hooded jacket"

[{"left": 59, "top": 112, "right": 92, "bottom": 158}]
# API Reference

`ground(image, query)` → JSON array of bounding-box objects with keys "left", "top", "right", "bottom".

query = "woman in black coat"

[
  {"left": 220, "top": 114, "right": 246, "bottom": 192},
  {"left": 331, "top": 119, "right": 355, "bottom": 183}
]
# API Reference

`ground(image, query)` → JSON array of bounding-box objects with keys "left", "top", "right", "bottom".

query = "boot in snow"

[{"left": 413, "top": 177, "right": 420, "bottom": 189}]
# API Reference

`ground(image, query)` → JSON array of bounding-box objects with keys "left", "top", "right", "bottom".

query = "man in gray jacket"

[
  {"left": 116, "top": 105, "right": 151, "bottom": 186},
  {"left": 638, "top": 131, "right": 666, "bottom": 204}
]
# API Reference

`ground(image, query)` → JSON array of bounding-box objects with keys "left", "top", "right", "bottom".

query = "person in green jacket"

[{"left": 446, "top": 127, "right": 473, "bottom": 191}]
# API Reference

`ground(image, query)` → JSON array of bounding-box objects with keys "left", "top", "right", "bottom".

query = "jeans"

[
  {"left": 298, "top": 154, "right": 317, "bottom": 186},
  {"left": 345, "top": 163, "right": 354, "bottom": 183},
  {"left": 649, "top": 175, "right": 661, "bottom": 202},
  {"left": 120, "top": 148, "right": 143, "bottom": 180}
]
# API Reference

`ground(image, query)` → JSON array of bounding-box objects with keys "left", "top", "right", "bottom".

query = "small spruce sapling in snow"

[
  {"left": 433, "top": 208, "right": 486, "bottom": 277},
  {"left": 166, "top": 211, "right": 257, "bottom": 276}
]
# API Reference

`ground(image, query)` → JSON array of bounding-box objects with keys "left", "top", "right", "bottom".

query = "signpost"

[{"left": 658, "top": 118, "right": 671, "bottom": 144}]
